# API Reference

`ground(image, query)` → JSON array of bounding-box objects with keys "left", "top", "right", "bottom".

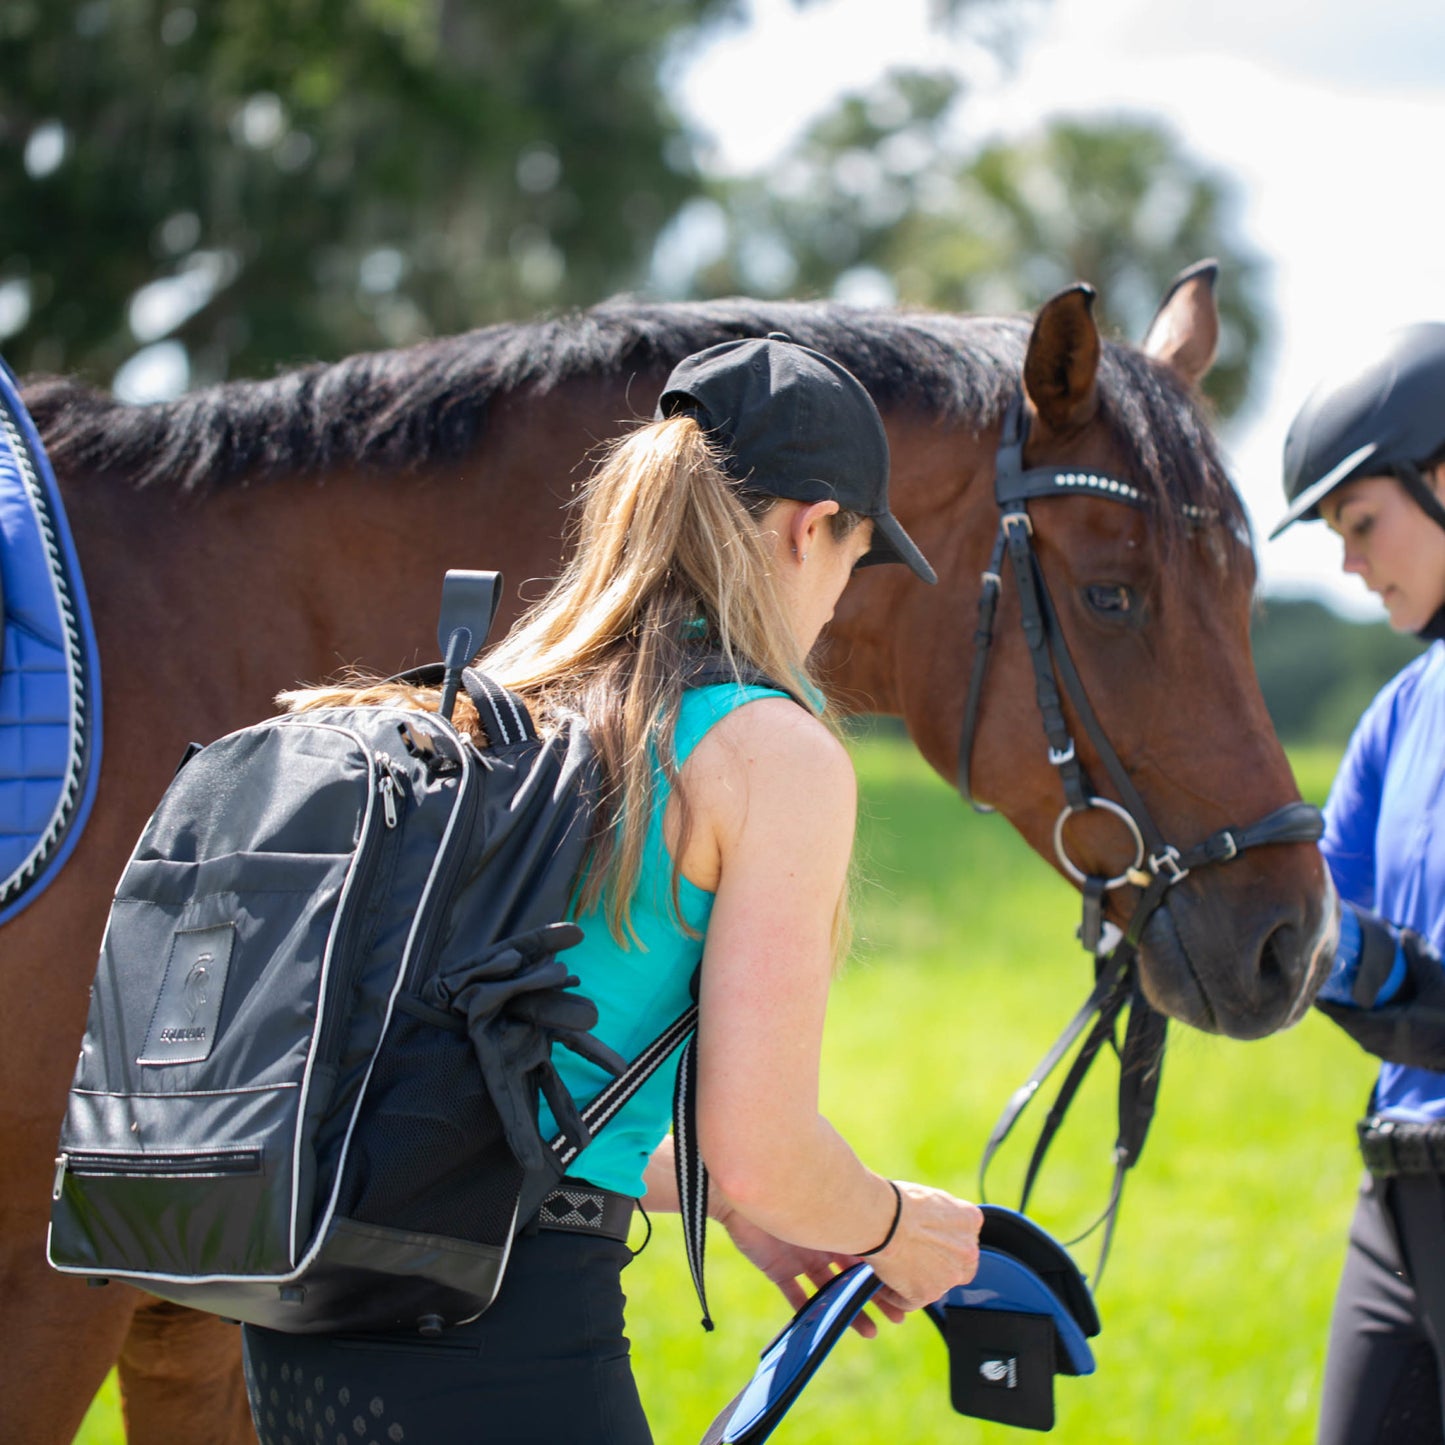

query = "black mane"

[{"left": 21, "top": 297, "right": 1244, "bottom": 539}]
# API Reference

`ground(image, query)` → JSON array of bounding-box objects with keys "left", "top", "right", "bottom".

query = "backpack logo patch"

[{"left": 138, "top": 924, "right": 236, "bottom": 1065}]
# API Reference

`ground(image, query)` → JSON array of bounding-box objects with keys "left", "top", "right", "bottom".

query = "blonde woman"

[{"left": 240, "top": 336, "right": 983, "bottom": 1444}]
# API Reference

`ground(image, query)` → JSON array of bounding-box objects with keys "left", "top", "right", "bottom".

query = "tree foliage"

[
  {"left": 0, "top": 0, "right": 738, "bottom": 386},
  {"left": 1252, "top": 597, "right": 1423, "bottom": 746},
  {"left": 0, "top": 0, "right": 1266, "bottom": 421},
  {"left": 676, "top": 70, "right": 1266, "bottom": 417}
]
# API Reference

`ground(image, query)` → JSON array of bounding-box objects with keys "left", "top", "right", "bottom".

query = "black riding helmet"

[{"left": 1272, "top": 321, "right": 1445, "bottom": 540}]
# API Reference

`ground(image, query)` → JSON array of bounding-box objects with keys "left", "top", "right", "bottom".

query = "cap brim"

[
  {"left": 1268, "top": 441, "right": 1380, "bottom": 540},
  {"left": 859, "top": 511, "right": 937, "bottom": 584}
]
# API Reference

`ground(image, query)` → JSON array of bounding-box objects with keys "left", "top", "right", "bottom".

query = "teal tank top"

[{"left": 539, "top": 683, "right": 786, "bottom": 1197}]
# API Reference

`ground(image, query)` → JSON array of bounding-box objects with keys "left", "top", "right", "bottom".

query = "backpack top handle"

[{"left": 437, "top": 571, "right": 502, "bottom": 722}]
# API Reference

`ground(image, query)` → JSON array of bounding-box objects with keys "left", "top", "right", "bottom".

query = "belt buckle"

[{"left": 1359, "top": 1116, "right": 1399, "bottom": 1177}]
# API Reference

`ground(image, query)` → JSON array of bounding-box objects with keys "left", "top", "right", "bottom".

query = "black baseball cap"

[{"left": 656, "top": 335, "right": 937, "bottom": 584}]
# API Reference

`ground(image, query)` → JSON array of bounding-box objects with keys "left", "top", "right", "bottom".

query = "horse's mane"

[{"left": 21, "top": 297, "right": 1243, "bottom": 542}]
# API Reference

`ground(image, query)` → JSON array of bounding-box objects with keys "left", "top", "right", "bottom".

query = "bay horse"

[{"left": 2, "top": 267, "right": 1331, "bottom": 1443}]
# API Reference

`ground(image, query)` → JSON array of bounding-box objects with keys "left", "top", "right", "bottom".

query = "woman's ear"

[
  {"left": 789, "top": 499, "right": 840, "bottom": 559},
  {"left": 1428, "top": 462, "right": 1445, "bottom": 504}
]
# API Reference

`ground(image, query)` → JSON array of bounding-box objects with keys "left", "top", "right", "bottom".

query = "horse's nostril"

[
  {"left": 1258, "top": 924, "right": 1291, "bottom": 997},
  {"left": 1255, "top": 913, "right": 1331, "bottom": 1031}
]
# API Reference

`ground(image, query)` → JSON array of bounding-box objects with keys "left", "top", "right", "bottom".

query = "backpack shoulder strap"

[
  {"left": 544, "top": 1004, "right": 710, "bottom": 1327},
  {"left": 385, "top": 662, "right": 537, "bottom": 748},
  {"left": 460, "top": 667, "right": 537, "bottom": 748},
  {"left": 548, "top": 1005, "right": 699, "bottom": 1166}
]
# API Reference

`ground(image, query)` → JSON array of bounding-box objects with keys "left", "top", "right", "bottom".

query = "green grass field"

[{"left": 74, "top": 741, "right": 1365, "bottom": 1444}]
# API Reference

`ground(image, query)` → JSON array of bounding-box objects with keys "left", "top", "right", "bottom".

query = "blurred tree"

[
  {"left": 1251, "top": 596, "right": 1422, "bottom": 746},
  {"left": 0, "top": 0, "right": 1026, "bottom": 395},
  {"left": 5, "top": 3, "right": 1264, "bottom": 413},
  {"left": 0, "top": 0, "right": 744, "bottom": 389},
  {"left": 672, "top": 70, "right": 1266, "bottom": 417}
]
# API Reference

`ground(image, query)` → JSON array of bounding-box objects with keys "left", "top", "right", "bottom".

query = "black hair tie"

[{"left": 857, "top": 1179, "right": 903, "bottom": 1257}]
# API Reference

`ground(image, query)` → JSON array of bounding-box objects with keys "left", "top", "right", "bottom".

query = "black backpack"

[{"left": 47, "top": 571, "right": 699, "bottom": 1335}]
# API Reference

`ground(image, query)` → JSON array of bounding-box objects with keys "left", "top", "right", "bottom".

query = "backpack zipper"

[
  {"left": 379, "top": 771, "right": 399, "bottom": 828},
  {"left": 55, "top": 1147, "right": 263, "bottom": 1197},
  {"left": 399, "top": 729, "right": 480, "bottom": 994},
  {"left": 312, "top": 756, "right": 405, "bottom": 1071}
]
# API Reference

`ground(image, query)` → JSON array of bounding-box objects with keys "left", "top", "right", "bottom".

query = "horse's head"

[{"left": 830, "top": 265, "right": 1334, "bottom": 1039}]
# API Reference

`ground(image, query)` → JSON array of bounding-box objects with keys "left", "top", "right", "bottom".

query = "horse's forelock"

[{"left": 1095, "top": 343, "right": 1250, "bottom": 553}]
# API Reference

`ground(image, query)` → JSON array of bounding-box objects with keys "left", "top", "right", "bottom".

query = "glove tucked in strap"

[{"left": 428, "top": 921, "right": 626, "bottom": 1171}]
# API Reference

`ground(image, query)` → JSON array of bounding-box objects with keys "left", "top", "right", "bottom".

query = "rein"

[{"left": 958, "top": 395, "right": 1324, "bottom": 1282}]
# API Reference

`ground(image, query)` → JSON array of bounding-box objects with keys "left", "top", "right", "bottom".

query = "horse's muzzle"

[{"left": 1135, "top": 876, "right": 1338, "bottom": 1039}]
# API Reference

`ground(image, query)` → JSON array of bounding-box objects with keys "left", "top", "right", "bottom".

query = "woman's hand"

[
  {"left": 865, "top": 1181, "right": 984, "bottom": 1315},
  {"left": 714, "top": 1200, "right": 897, "bottom": 1337}
]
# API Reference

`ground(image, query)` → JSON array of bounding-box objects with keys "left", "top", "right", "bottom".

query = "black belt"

[
  {"left": 535, "top": 1180, "right": 635, "bottom": 1242},
  {"left": 1358, "top": 1116, "right": 1445, "bottom": 1177}
]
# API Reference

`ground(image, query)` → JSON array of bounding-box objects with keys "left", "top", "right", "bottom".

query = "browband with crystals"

[
  {"left": 995, "top": 461, "right": 1216, "bottom": 526},
  {"left": 997, "top": 464, "right": 1146, "bottom": 509}
]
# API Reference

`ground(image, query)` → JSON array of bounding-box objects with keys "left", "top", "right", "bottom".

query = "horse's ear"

[
  {"left": 1141, "top": 259, "right": 1220, "bottom": 387},
  {"left": 1023, "top": 284, "right": 1100, "bottom": 437}
]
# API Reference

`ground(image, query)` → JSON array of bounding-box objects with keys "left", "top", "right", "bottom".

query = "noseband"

[{"left": 959, "top": 395, "right": 1324, "bottom": 1279}]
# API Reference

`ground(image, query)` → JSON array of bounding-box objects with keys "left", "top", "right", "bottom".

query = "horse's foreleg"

[
  {"left": 117, "top": 1298, "right": 252, "bottom": 1445},
  {"left": 0, "top": 1243, "right": 136, "bottom": 1445}
]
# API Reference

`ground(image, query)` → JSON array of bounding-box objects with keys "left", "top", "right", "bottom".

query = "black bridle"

[{"left": 959, "top": 395, "right": 1325, "bottom": 1281}]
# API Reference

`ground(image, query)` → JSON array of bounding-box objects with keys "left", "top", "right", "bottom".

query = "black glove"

[
  {"left": 1315, "top": 906, "right": 1445, "bottom": 1070},
  {"left": 428, "top": 922, "right": 625, "bottom": 1171}
]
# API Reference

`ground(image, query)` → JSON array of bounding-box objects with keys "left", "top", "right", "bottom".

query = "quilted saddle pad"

[{"left": 0, "top": 356, "right": 101, "bottom": 925}]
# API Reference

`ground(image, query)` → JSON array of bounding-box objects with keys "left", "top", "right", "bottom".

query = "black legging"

[
  {"left": 1319, "top": 1173, "right": 1445, "bottom": 1445},
  {"left": 242, "top": 1231, "right": 650, "bottom": 1445}
]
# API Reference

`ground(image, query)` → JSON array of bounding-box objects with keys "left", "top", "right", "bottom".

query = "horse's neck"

[
  {"left": 821, "top": 438, "right": 995, "bottom": 771},
  {"left": 62, "top": 465, "right": 562, "bottom": 730}
]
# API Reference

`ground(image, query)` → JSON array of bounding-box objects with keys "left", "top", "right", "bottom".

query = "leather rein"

[{"left": 958, "top": 395, "right": 1325, "bottom": 1282}]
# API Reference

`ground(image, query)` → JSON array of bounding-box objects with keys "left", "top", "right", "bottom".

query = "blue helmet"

[{"left": 1272, "top": 322, "right": 1445, "bottom": 539}]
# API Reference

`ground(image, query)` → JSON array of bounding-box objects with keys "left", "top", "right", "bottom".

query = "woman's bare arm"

[{"left": 679, "top": 698, "right": 981, "bottom": 1313}]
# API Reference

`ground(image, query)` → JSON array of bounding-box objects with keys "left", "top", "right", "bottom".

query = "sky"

[{"left": 670, "top": 0, "right": 1445, "bottom": 619}]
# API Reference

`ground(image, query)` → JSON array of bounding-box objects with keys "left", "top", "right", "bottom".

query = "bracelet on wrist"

[{"left": 857, "top": 1179, "right": 903, "bottom": 1258}]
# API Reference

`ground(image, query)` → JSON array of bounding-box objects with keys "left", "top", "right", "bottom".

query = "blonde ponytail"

[
  {"left": 282, "top": 412, "right": 857, "bottom": 950},
  {"left": 485, "top": 414, "right": 839, "bottom": 940}
]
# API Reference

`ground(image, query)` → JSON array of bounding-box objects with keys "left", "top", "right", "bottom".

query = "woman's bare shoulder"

[
  {"left": 684, "top": 697, "right": 855, "bottom": 827},
  {"left": 671, "top": 698, "right": 853, "bottom": 890},
  {"left": 700, "top": 696, "right": 850, "bottom": 772}
]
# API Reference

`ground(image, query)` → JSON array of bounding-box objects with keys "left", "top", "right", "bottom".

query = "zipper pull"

[
  {"left": 379, "top": 772, "right": 400, "bottom": 829},
  {"left": 53, "top": 1153, "right": 67, "bottom": 1201}
]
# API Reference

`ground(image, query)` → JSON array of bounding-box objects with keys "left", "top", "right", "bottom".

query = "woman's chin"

[{"left": 1381, "top": 594, "right": 1418, "bottom": 633}]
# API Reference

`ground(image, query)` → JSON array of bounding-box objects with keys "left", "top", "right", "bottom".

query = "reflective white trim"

[{"left": 1269, "top": 441, "right": 1379, "bottom": 538}]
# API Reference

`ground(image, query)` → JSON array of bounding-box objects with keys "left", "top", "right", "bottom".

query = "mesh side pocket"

[{"left": 336, "top": 1008, "right": 525, "bottom": 1248}]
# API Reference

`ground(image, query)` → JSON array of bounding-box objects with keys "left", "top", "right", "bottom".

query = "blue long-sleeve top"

[{"left": 1322, "top": 641, "right": 1445, "bottom": 1119}]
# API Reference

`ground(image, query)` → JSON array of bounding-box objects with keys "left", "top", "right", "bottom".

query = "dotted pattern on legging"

[{"left": 243, "top": 1352, "right": 407, "bottom": 1445}]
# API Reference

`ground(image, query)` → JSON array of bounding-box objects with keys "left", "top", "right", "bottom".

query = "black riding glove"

[
  {"left": 428, "top": 921, "right": 625, "bottom": 1171},
  {"left": 1314, "top": 903, "right": 1445, "bottom": 1071}
]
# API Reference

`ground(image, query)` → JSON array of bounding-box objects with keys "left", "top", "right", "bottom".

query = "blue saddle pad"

[
  {"left": 0, "top": 356, "right": 101, "bottom": 925},
  {"left": 932, "top": 1245, "right": 1096, "bottom": 1377},
  {"left": 701, "top": 1262, "right": 882, "bottom": 1445},
  {"left": 701, "top": 1206, "right": 1100, "bottom": 1443}
]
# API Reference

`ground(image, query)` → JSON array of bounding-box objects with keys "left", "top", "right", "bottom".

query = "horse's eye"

[{"left": 1085, "top": 583, "right": 1133, "bottom": 615}]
